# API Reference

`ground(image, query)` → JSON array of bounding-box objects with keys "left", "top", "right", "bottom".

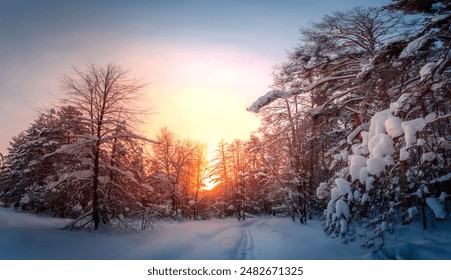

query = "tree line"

[{"left": 0, "top": 63, "right": 286, "bottom": 229}]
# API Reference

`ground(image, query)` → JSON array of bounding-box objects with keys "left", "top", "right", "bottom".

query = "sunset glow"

[
  {"left": 202, "top": 177, "right": 217, "bottom": 191},
  {"left": 202, "top": 145, "right": 220, "bottom": 191},
  {"left": 139, "top": 46, "right": 267, "bottom": 147}
]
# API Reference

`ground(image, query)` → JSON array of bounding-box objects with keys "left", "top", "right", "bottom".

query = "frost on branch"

[{"left": 247, "top": 90, "right": 292, "bottom": 113}]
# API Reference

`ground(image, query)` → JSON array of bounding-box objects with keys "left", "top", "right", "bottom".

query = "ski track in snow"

[{"left": 234, "top": 219, "right": 256, "bottom": 260}]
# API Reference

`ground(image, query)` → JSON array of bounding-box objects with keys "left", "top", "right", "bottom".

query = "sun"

[
  {"left": 203, "top": 177, "right": 217, "bottom": 191},
  {"left": 201, "top": 145, "right": 219, "bottom": 191}
]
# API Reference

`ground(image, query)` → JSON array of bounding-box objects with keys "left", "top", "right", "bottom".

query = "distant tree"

[
  {"left": 189, "top": 143, "right": 210, "bottom": 220},
  {"left": 150, "top": 127, "right": 200, "bottom": 219},
  {"left": 209, "top": 140, "right": 234, "bottom": 218}
]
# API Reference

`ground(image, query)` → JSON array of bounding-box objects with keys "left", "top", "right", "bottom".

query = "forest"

[{"left": 0, "top": 0, "right": 450, "bottom": 256}]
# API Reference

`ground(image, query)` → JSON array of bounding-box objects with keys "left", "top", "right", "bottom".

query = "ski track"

[{"left": 234, "top": 219, "right": 256, "bottom": 260}]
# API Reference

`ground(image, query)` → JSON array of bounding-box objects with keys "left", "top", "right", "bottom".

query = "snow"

[
  {"left": 369, "top": 109, "right": 392, "bottom": 138},
  {"left": 430, "top": 13, "right": 450, "bottom": 22},
  {"left": 425, "top": 112, "right": 437, "bottom": 123},
  {"left": 365, "top": 176, "right": 375, "bottom": 191},
  {"left": 299, "top": 74, "right": 356, "bottom": 92},
  {"left": 349, "top": 155, "right": 366, "bottom": 182},
  {"left": 316, "top": 182, "right": 328, "bottom": 199},
  {"left": 431, "top": 173, "right": 451, "bottom": 183},
  {"left": 340, "top": 218, "right": 348, "bottom": 235},
  {"left": 400, "top": 147, "right": 410, "bottom": 161},
  {"left": 399, "top": 35, "right": 431, "bottom": 59},
  {"left": 336, "top": 179, "right": 351, "bottom": 196},
  {"left": 249, "top": 74, "right": 356, "bottom": 113},
  {"left": 439, "top": 192, "right": 448, "bottom": 202},
  {"left": 247, "top": 90, "right": 291, "bottom": 113},
  {"left": 351, "top": 143, "right": 363, "bottom": 156},
  {"left": 402, "top": 118, "right": 427, "bottom": 148},
  {"left": 340, "top": 150, "right": 349, "bottom": 162},
  {"left": 383, "top": 34, "right": 407, "bottom": 45},
  {"left": 353, "top": 189, "right": 361, "bottom": 201},
  {"left": 432, "top": 81, "right": 445, "bottom": 91},
  {"left": 390, "top": 93, "right": 410, "bottom": 114},
  {"left": 420, "top": 62, "right": 435, "bottom": 81},
  {"left": 358, "top": 167, "right": 369, "bottom": 185},
  {"left": 425, "top": 197, "right": 447, "bottom": 220},
  {"left": 367, "top": 157, "right": 386, "bottom": 176},
  {"left": 416, "top": 188, "right": 424, "bottom": 198},
  {"left": 368, "top": 133, "right": 394, "bottom": 159},
  {"left": 0, "top": 207, "right": 366, "bottom": 260},
  {"left": 347, "top": 123, "right": 370, "bottom": 144},
  {"left": 19, "top": 195, "right": 30, "bottom": 204},
  {"left": 43, "top": 140, "right": 59, "bottom": 147},
  {"left": 1, "top": 207, "right": 448, "bottom": 261},
  {"left": 408, "top": 117, "right": 426, "bottom": 131},
  {"left": 384, "top": 117, "right": 404, "bottom": 138},
  {"left": 305, "top": 56, "right": 317, "bottom": 69},
  {"left": 417, "top": 138, "right": 425, "bottom": 146},
  {"left": 421, "top": 152, "right": 436, "bottom": 162},
  {"left": 331, "top": 187, "right": 341, "bottom": 201},
  {"left": 402, "top": 124, "right": 421, "bottom": 148},
  {"left": 308, "top": 104, "right": 325, "bottom": 115},
  {"left": 358, "top": 62, "right": 374, "bottom": 77},
  {"left": 327, "top": 200, "right": 335, "bottom": 217},
  {"left": 335, "top": 199, "right": 350, "bottom": 220},
  {"left": 361, "top": 193, "right": 370, "bottom": 204}
]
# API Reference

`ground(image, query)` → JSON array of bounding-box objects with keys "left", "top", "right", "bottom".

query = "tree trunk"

[
  {"left": 399, "top": 160, "right": 408, "bottom": 193},
  {"left": 92, "top": 141, "right": 100, "bottom": 230}
]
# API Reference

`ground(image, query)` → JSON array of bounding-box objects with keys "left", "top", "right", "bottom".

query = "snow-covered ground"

[{"left": 0, "top": 207, "right": 450, "bottom": 260}]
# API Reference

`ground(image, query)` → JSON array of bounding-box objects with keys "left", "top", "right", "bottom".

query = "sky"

[{"left": 0, "top": 0, "right": 391, "bottom": 154}]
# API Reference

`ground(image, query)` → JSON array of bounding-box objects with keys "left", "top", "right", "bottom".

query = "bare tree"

[{"left": 59, "top": 63, "right": 155, "bottom": 230}]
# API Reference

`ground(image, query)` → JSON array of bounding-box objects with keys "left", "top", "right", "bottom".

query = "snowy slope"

[{"left": 0, "top": 208, "right": 450, "bottom": 260}]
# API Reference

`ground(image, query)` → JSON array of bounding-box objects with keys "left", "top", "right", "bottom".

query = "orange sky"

[{"left": 138, "top": 45, "right": 269, "bottom": 146}]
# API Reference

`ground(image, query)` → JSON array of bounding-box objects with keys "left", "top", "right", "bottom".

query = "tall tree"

[{"left": 58, "top": 63, "right": 155, "bottom": 230}]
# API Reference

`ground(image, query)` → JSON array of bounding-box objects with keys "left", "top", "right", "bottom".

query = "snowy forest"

[{"left": 0, "top": 0, "right": 450, "bottom": 259}]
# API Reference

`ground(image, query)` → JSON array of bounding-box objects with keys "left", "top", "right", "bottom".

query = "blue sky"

[{"left": 0, "top": 0, "right": 391, "bottom": 154}]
